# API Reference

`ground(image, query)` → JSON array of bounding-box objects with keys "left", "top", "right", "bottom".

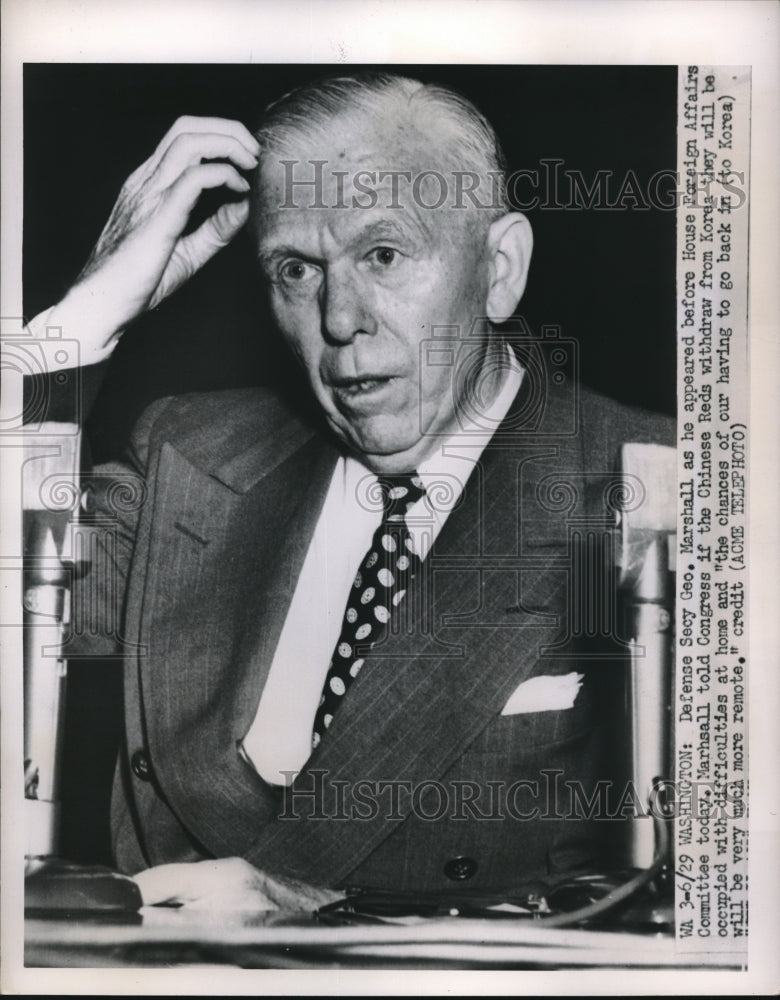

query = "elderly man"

[{"left": 29, "top": 72, "right": 672, "bottom": 909}]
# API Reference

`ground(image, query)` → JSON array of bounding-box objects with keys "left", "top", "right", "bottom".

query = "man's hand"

[
  {"left": 41, "top": 117, "right": 260, "bottom": 368},
  {"left": 133, "top": 857, "right": 344, "bottom": 912}
]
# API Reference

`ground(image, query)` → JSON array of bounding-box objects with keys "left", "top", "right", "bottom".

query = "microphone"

[
  {"left": 23, "top": 424, "right": 81, "bottom": 863},
  {"left": 617, "top": 443, "right": 676, "bottom": 869},
  {"left": 23, "top": 423, "right": 141, "bottom": 911}
]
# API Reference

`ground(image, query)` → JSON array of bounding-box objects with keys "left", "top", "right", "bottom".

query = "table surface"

[{"left": 25, "top": 907, "right": 744, "bottom": 970}]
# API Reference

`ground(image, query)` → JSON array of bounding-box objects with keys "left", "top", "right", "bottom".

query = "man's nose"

[{"left": 321, "top": 270, "right": 376, "bottom": 344}]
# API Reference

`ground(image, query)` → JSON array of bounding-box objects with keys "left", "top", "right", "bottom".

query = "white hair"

[{"left": 254, "top": 71, "right": 509, "bottom": 221}]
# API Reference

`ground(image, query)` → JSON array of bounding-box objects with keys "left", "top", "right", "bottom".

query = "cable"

[{"left": 534, "top": 812, "right": 670, "bottom": 927}]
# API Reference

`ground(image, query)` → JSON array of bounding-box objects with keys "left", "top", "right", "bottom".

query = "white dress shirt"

[{"left": 242, "top": 352, "right": 524, "bottom": 784}]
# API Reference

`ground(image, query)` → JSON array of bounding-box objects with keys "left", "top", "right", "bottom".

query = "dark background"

[{"left": 24, "top": 64, "right": 677, "bottom": 864}]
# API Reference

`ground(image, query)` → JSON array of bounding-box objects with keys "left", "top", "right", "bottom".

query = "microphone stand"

[
  {"left": 23, "top": 423, "right": 141, "bottom": 913},
  {"left": 604, "top": 443, "right": 677, "bottom": 927}
]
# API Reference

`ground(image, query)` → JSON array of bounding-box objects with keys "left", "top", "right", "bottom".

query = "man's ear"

[{"left": 485, "top": 213, "right": 533, "bottom": 324}]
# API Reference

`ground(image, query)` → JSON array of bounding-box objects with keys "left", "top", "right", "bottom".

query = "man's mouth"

[
  {"left": 327, "top": 374, "right": 401, "bottom": 413},
  {"left": 330, "top": 375, "right": 396, "bottom": 397},
  {"left": 337, "top": 375, "right": 391, "bottom": 396}
]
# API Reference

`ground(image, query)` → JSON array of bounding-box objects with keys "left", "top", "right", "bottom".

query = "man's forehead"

[
  {"left": 253, "top": 109, "right": 486, "bottom": 258},
  {"left": 256, "top": 196, "right": 436, "bottom": 262},
  {"left": 258, "top": 148, "right": 431, "bottom": 203},
  {"left": 257, "top": 148, "right": 420, "bottom": 200},
  {"left": 256, "top": 166, "right": 462, "bottom": 257}
]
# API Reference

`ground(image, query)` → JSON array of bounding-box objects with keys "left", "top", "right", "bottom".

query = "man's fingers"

[
  {"left": 52, "top": 116, "right": 260, "bottom": 348},
  {"left": 133, "top": 862, "right": 199, "bottom": 905},
  {"left": 134, "top": 859, "right": 254, "bottom": 905},
  {"left": 132, "top": 858, "right": 344, "bottom": 912},
  {"left": 156, "top": 162, "right": 250, "bottom": 237},
  {"left": 177, "top": 199, "right": 250, "bottom": 265},
  {"left": 153, "top": 115, "right": 260, "bottom": 164},
  {"left": 211, "top": 197, "right": 252, "bottom": 239},
  {"left": 153, "top": 132, "right": 258, "bottom": 187},
  {"left": 82, "top": 161, "right": 251, "bottom": 316},
  {"left": 149, "top": 200, "right": 250, "bottom": 306},
  {"left": 133, "top": 859, "right": 279, "bottom": 911}
]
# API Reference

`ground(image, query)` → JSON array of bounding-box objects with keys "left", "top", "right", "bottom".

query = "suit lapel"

[{"left": 138, "top": 422, "right": 339, "bottom": 857}]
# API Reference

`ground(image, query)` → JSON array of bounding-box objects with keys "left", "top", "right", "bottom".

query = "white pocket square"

[{"left": 501, "top": 672, "right": 584, "bottom": 715}]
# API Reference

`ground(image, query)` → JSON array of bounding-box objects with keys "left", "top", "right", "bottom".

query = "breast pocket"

[{"left": 465, "top": 692, "right": 597, "bottom": 756}]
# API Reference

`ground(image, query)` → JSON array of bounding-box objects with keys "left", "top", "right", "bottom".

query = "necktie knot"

[{"left": 377, "top": 473, "right": 426, "bottom": 522}]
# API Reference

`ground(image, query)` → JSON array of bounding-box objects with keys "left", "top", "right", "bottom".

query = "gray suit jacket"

[{"left": 76, "top": 373, "right": 673, "bottom": 892}]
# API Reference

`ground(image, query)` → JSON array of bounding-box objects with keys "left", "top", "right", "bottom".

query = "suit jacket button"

[
  {"left": 131, "top": 749, "right": 152, "bottom": 781},
  {"left": 444, "top": 856, "right": 477, "bottom": 881}
]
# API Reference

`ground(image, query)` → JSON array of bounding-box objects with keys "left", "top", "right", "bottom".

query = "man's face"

[{"left": 255, "top": 115, "right": 496, "bottom": 473}]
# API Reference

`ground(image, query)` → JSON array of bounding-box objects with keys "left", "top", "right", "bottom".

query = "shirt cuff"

[{"left": 23, "top": 361, "right": 109, "bottom": 424}]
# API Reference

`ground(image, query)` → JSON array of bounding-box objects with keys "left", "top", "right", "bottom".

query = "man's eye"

[
  {"left": 279, "top": 260, "right": 318, "bottom": 283},
  {"left": 367, "top": 247, "right": 399, "bottom": 267}
]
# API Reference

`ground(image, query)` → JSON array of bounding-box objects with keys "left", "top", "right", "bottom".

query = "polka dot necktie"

[{"left": 312, "top": 473, "right": 427, "bottom": 749}]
